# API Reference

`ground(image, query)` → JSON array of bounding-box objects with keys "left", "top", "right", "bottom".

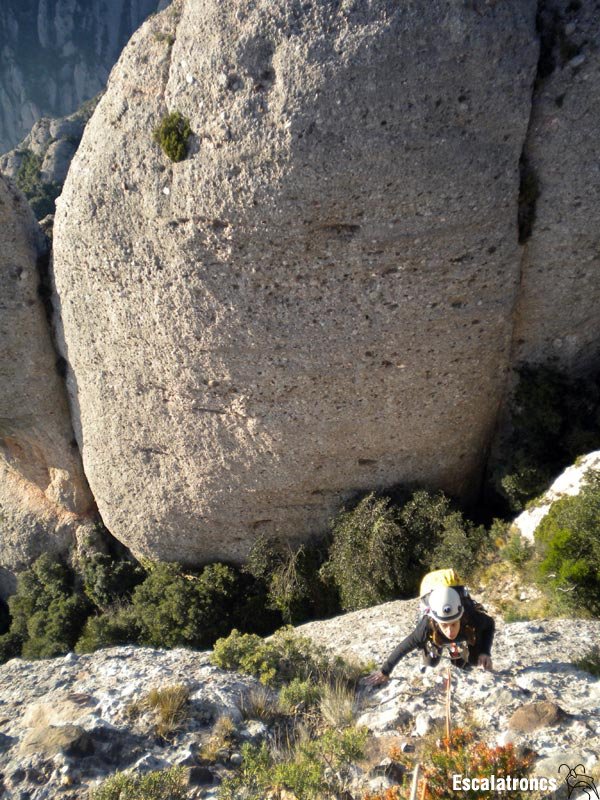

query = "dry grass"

[
  {"left": 240, "top": 685, "right": 279, "bottom": 722},
  {"left": 127, "top": 683, "right": 190, "bottom": 739},
  {"left": 318, "top": 680, "right": 357, "bottom": 729},
  {"left": 200, "top": 714, "right": 237, "bottom": 763}
]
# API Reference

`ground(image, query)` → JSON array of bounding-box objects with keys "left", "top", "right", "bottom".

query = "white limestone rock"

[{"left": 513, "top": 450, "right": 600, "bottom": 541}]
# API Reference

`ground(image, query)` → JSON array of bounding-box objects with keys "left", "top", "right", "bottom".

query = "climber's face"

[{"left": 438, "top": 620, "right": 460, "bottom": 640}]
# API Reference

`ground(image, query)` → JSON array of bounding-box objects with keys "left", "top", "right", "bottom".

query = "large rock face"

[
  {"left": 0, "top": 176, "right": 94, "bottom": 596},
  {"left": 0, "top": 0, "right": 163, "bottom": 153},
  {"left": 512, "top": 0, "right": 600, "bottom": 372},
  {"left": 52, "top": 0, "right": 539, "bottom": 564}
]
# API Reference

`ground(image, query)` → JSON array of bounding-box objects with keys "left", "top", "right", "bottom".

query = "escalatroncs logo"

[{"left": 559, "top": 764, "right": 599, "bottom": 800}]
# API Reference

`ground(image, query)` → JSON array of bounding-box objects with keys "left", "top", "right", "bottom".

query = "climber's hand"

[
  {"left": 478, "top": 654, "right": 493, "bottom": 671},
  {"left": 365, "top": 670, "right": 389, "bottom": 686}
]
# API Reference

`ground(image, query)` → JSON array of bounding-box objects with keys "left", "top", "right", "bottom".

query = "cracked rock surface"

[{"left": 1, "top": 608, "right": 599, "bottom": 799}]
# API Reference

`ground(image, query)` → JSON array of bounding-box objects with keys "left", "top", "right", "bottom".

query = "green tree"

[
  {"left": 5, "top": 554, "right": 91, "bottom": 661},
  {"left": 81, "top": 552, "right": 146, "bottom": 611},
  {"left": 535, "top": 470, "right": 600, "bottom": 614},
  {"left": 321, "top": 491, "right": 485, "bottom": 611},
  {"left": 131, "top": 562, "right": 239, "bottom": 648}
]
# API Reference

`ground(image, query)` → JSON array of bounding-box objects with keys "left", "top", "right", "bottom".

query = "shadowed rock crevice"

[{"left": 509, "top": 0, "right": 600, "bottom": 373}]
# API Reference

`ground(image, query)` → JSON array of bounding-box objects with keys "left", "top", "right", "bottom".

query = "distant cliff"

[{"left": 0, "top": 0, "right": 165, "bottom": 153}]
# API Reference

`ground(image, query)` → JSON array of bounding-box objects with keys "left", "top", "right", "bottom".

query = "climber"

[{"left": 365, "top": 585, "right": 495, "bottom": 686}]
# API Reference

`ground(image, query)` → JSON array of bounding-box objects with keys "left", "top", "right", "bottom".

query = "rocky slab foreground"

[{"left": 0, "top": 604, "right": 598, "bottom": 799}]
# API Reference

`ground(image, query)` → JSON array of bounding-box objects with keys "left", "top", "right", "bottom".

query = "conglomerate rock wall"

[
  {"left": 52, "top": 0, "right": 541, "bottom": 565},
  {"left": 511, "top": 0, "right": 600, "bottom": 373},
  {"left": 0, "top": 175, "right": 94, "bottom": 597}
]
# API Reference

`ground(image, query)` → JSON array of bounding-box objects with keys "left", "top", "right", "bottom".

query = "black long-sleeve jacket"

[{"left": 380, "top": 608, "right": 495, "bottom": 676}]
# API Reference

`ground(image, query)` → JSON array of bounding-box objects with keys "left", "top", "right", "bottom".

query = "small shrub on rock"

[
  {"left": 535, "top": 470, "right": 600, "bottom": 614},
  {"left": 90, "top": 766, "right": 187, "bottom": 800},
  {"left": 212, "top": 626, "right": 364, "bottom": 688},
  {"left": 573, "top": 646, "right": 600, "bottom": 678},
  {"left": 218, "top": 727, "right": 368, "bottom": 800},
  {"left": 15, "top": 149, "right": 61, "bottom": 219},
  {"left": 278, "top": 678, "right": 322, "bottom": 714},
  {"left": 201, "top": 714, "right": 238, "bottom": 762},
  {"left": 152, "top": 111, "right": 192, "bottom": 162},
  {"left": 391, "top": 726, "right": 535, "bottom": 800},
  {"left": 362, "top": 789, "right": 404, "bottom": 800},
  {"left": 501, "top": 532, "right": 534, "bottom": 567}
]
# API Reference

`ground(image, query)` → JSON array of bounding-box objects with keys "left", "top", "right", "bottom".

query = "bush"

[
  {"left": 0, "top": 631, "right": 22, "bottom": 663},
  {"left": 390, "top": 726, "right": 535, "bottom": 800},
  {"left": 279, "top": 678, "right": 322, "bottom": 714},
  {"left": 501, "top": 533, "right": 534, "bottom": 567},
  {"left": 493, "top": 365, "right": 600, "bottom": 512},
  {"left": 201, "top": 714, "right": 238, "bottom": 762},
  {"left": 81, "top": 553, "right": 146, "bottom": 611},
  {"left": 429, "top": 509, "right": 489, "bottom": 577},
  {"left": 22, "top": 594, "right": 91, "bottom": 659},
  {"left": 362, "top": 789, "right": 404, "bottom": 800},
  {"left": 76, "top": 558, "right": 283, "bottom": 655},
  {"left": 246, "top": 535, "right": 338, "bottom": 623},
  {"left": 152, "top": 111, "right": 192, "bottom": 162},
  {"left": 131, "top": 561, "right": 240, "bottom": 649},
  {"left": 90, "top": 767, "right": 187, "bottom": 800},
  {"left": 75, "top": 605, "right": 143, "bottom": 653},
  {"left": 0, "top": 597, "right": 10, "bottom": 635},
  {"left": 15, "top": 149, "right": 61, "bottom": 219},
  {"left": 211, "top": 626, "right": 364, "bottom": 688},
  {"left": 534, "top": 470, "right": 600, "bottom": 614},
  {"left": 321, "top": 491, "right": 486, "bottom": 611},
  {"left": 6, "top": 554, "right": 91, "bottom": 660},
  {"left": 218, "top": 727, "right": 368, "bottom": 800},
  {"left": 320, "top": 494, "right": 410, "bottom": 610},
  {"left": 572, "top": 646, "right": 600, "bottom": 678}
]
